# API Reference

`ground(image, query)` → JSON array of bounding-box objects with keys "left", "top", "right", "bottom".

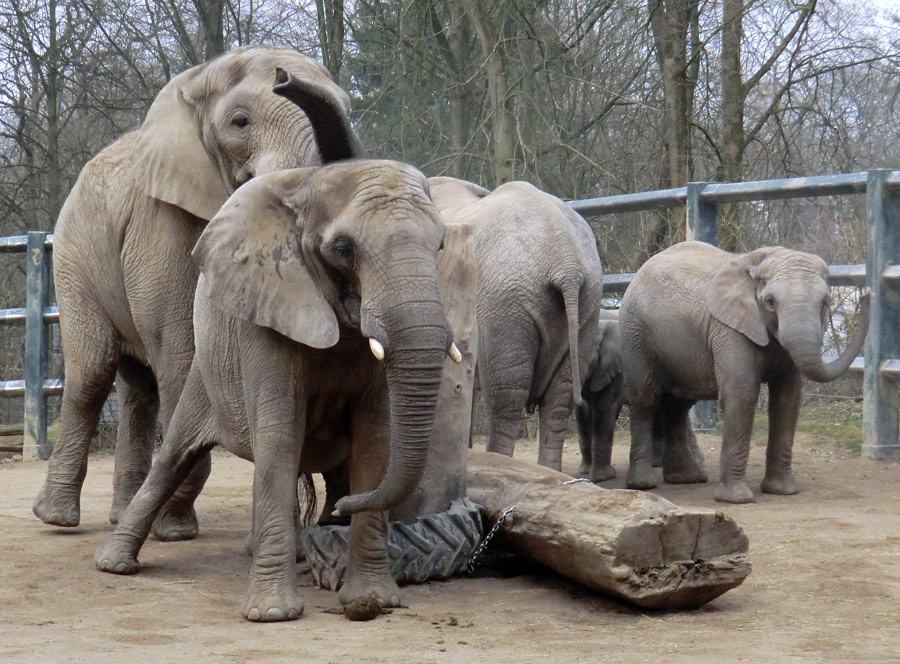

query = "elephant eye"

[
  {"left": 763, "top": 295, "right": 776, "bottom": 311},
  {"left": 327, "top": 237, "right": 355, "bottom": 266},
  {"left": 231, "top": 115, "right": 250, "bottom": 129}
]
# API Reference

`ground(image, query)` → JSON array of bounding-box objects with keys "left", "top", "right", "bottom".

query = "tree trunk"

[
  {"left": 718, "top": 0, "right": 745, "bottom": 251},
  {"left": 467, "top": 450, "right": 752, "bottom": 609},
  {"left": 465, "top": 1, "right": 518, "bottom": 186},
  {"left": 193, "top": 0, "right": 226, "bottom": 60},
  {"left": 315, "top": 0, "right": 344, "bottom": 83}
]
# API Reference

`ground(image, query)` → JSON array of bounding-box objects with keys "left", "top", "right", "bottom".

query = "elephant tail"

[{"left": 559, "top": 278, "right": 584, "bottom": 408}]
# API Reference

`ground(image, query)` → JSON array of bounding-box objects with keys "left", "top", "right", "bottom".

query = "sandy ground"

[{"left": 1, "top": 432, "right": 899, "bottom": 664}]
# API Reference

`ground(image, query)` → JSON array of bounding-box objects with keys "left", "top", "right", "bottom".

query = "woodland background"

[{"left": 0, "top": 0, "right": 897, "bottom": 428}]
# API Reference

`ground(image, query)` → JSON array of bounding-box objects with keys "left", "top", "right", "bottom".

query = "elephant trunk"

[
  {"left": 779, "top": 293, "right": 870, "bottom": 383},
  {"left": 272, "top": 67, "right": 364, "bottom": 164},
  {"left": 335, "top": 289, "right": 448, "bottom": 515}
]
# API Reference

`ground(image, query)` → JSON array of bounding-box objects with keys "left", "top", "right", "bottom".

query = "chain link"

[{"left": 466, "top": 503, "right": 519, "bottom": 574}]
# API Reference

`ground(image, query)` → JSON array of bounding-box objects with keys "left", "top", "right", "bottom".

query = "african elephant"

[
  {"left": 575, "top": 310, "right": 625, "bottom": 482},
  {"left": 94, "top": 70, "right": 456, "bottom": 623},
  {"left": 34, "top": 46, "right": 360, "bottom": 539},
  {"left": 428, "top": 177, "right": 604, "bottom": 470},
  {"left": 621, "top": 241, "right": 869, "bottom": 503}
]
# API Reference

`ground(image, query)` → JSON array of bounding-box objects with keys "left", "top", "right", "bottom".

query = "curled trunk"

[
  {"left": 779, "top": 295, "right": 870, "bottom": 383},
  {"left": 336, "top": 304, "right": 448, "bottom": 515}
]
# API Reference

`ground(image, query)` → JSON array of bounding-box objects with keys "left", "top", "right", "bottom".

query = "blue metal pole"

[
  {"left": 686, "top": 183, "right": 719, "bottom": 433},
  {"left": 862, "top": 170, "right": 900, "bottom": 460},
  {"left": 24, "top": 231, "right": 50, "bottom": 460}
]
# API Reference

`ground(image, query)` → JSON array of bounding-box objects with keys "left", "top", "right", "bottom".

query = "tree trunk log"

[{"left": 467, "top": 450, "right": 751, "bottom": 609}]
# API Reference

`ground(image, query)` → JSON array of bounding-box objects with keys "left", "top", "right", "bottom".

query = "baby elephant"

[
  {"left": 575, "top": 310, "right": 624, "bottom": 482},
  {"left": 621, "top": 241, "right": 869, "bottom": 503}
]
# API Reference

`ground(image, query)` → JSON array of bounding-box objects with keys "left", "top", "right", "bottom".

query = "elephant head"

[
  {"left": 132, "top": 46, "right": 361, "bottom": 221},
  {"left": 705, "top": 247, "right": 869, "bottom": 382},
  {"left": 191, "top": 70, "right": 452, "bottom": 517}
]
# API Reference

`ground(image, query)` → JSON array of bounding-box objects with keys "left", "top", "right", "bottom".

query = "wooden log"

[{"left": 466, "top": 450, "right": 751, "bottom": 609}]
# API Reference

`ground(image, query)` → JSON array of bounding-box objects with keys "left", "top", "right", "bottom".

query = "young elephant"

[
  {"left": 93, "top": 72, "right": 456, "bottom": 623},
  {"left": 575, "top": 310, "right": 625, "bottom": 482},
  {"left": 428, "top": 177, "right": 604, "bottom": 471},
  {"left": 621, "top": 241, "right": 869, "bottom": 503}
]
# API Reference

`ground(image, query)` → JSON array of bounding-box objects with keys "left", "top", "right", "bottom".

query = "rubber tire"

[{"left": 301, "top": 498, "right": 483, "bottom": 590}]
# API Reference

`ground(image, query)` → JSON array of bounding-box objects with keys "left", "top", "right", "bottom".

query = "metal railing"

[
  {"left": 0, "top": 232, "right": 59, "bottom": 460},
  {"left": 2, "top": 171, "right": 898, "bottom": 463},
  {"left": 569, "top": 169, "right": 900, "bottom": 461}
]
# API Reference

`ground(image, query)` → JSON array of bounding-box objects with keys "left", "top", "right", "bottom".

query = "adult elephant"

[
  {"left": 428, "top": 177, "right": 604, "bottom": 470},
  {"left": 620, "top": 241, "right": 869, "bottom": 503},
  {"left": 34, "top": 46, "right": 361, "bottom": 538},
  {"left": 95, "top": 70, "right": 456, "bottom": 623}
]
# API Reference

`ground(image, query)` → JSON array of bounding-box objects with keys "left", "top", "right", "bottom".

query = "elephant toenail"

[
  {"left": 265, "top": 608, "right": 285, "bottom": 621},
  {"left": 376, "top": 598, "right": 385, "bottom": 608},
  {"left": 247, "top": 608, "right": 261, "bottom": 621},
  {"left": 287, "top": 608, "right": 298, "bottom": 619},
  {"left": 114, "top": 562, "right": 128, "bottom": 573},
  {"left": 391, "top": 596, "right": 400, "bottom": 606}
]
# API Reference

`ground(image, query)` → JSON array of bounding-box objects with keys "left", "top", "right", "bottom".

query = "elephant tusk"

[
  {"left": 369, "top": 338, "right": 385, "bottom": 361},
  {"left": 448, "top": 342, "right": 462, "bottom": 364}
]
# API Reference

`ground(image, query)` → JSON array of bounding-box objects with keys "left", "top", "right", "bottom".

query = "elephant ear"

[
  {"left": 191, "top": 169, "right": 340, "bottom": 348},
  {"left": 589, "top": 322, "right": 622, "bottom": 393},
  {"left": 705, "top": 248, "right": 776, "bottom": 347},
  {"left": 131, "top": 65, "right": 230, "bottom": 221}
]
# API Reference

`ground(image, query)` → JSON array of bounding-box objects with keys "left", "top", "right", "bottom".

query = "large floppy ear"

[
  {"left": 131, "top": 65, "right": 230, "bottom": 220},
  {"left": 705, "top": 248, "right": 776, "bottom": 346},
  {"left": 191, "top": 169, "right": 340, "bottom": 348},
  {"left": 589, "top": 321, "right": 623, "bottom": 393}
]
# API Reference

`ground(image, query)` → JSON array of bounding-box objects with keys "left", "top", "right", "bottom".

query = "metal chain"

[
  {"left": 466, "top": 503, "right": 519, "bottom": 574},
  {"left": 563, "top": 477, "right": 592, "bottom": 485}
]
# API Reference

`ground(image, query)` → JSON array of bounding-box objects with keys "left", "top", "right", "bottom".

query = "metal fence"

[
  {"left": 0, "top": 232, "right": 60, "bottom": 460},
  {"left": 2, "top": 170, "right": 898, "bottom": 463},
  {"left": 569, "top": 168, "right": 900, "bottom": 461}
]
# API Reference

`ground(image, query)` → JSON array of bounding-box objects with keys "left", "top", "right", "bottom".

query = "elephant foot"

[
  {"left": 95, "top": 536, "right": 141, "bottom": 574},
  {"left": 577, "top": 463, "right": 616, "bottom": 483},
  {"left": 663, "top": 462, "right": 708, "bottom": 485},
  {"left": 714, "top": 481, "right": 755, "bottom": 504},
  {"left": 625, "top": 462, "right": 657, "bottom": 490},
  {"left": 151, "top": 506, "right": 199, "bottom": 542},
  {"left": 339, "top": 571, "right": 401, "bottom": 621},
  {"left": 761, "top": 471, "right": 798, "bottom": 496},
  {"left": 33, "top": 482, "right": 81, "bottom": 527},
  {"left": 241, "top": 583, "right": 304, "bottom": 622}
]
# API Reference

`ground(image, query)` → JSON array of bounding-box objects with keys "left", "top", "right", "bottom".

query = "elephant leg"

[
  {"left": 586, "top": 379, "right": 622, "bottom": 483},
  {"left": 33, "top": 303, "right": 118, "bottom": 528},
  {"left": 661, "top": 397, "right": 708, "bottom": 484},
  {"left": 715, "top": 382, "right": 760, "bottom": 503},
  {"left": 761, "top": 370, "right": 801, "bottom": 496},
  {"left": 95, "top": 365, "right": 214, "bottom": 575},
  {"left": 339, "top": 390, "right": 400, "bottom": 621},
  {"left": 149, "top": 362, "right": 212, "bottom": 542},
  {"left": 109, "top": 357, "right": 158, "bottom": 525},
  {"left": 575, "top": 402, "right": 593, "bottom": 477},
  {"left": 537, "top": 372, "right": 573, "bottom": 471},
  {"left": 626, "top": 398, "right": 659, "bottom": 490},
  {"left": 483, "top": 384, "right": 528, "bottom": 457}
]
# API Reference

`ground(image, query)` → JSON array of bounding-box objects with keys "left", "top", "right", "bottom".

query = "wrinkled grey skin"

[
  {"left": 621, "top": 241, "right": 869, "bottom": 503},
  {"left": 94, "top": 154, "right": 452, "bottom": 622},
  {"left": 575, "top": 310, "right": 625, "bottom": 482},
  {"left": 429, "top": 177, "right": 604, "bottom": 470},
  {"left": 34, "top": 47, "right": 359, "bottom": 540}
]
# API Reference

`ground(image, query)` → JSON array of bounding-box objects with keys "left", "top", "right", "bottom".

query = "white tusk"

[
  {"left": 448, "top": 342, "right": 462, "bottom": 364},
  {"left": 369, "top": 338, "right": 385, "bottom": 360}
]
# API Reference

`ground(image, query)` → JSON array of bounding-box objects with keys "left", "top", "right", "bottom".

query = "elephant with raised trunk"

[
  {"left": 428, "top": 177, "right": 604, "bottom": 471},
  {"left": 35, "top": 47, "right": 361, "bottom": 539},
  {"left": 94, "top": 70, "right": 457, "bottom": 622},
  {"left": 621, "top": 241, "right": 869, "bottom": 503}
]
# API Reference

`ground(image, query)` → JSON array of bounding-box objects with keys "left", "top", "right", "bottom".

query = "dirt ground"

[{"left": 1, "top": 432, "right": 899, "bottom": 664}]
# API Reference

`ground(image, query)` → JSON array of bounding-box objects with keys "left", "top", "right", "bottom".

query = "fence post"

[
  {"left": 862, "top": 170, "right": 900, "bottom": 461},
  {"left": 686, "top": 183, "right": 718, "bottom": 432},
  {"left": 23, "top": 231, "right": 50, "bottom": 460}
]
